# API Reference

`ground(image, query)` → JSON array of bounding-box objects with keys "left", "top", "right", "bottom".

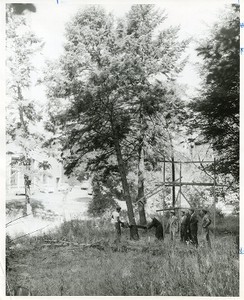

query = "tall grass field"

[{"left": 6, "top": 218, "right": 239, "bottom": 296}]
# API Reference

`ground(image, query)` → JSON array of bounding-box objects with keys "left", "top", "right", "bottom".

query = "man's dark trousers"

[
  {"left": 180, "top": 225, "right": 187, "bottom": 242},
  {"left": 115, "top": 222, "right": 121, "bottom": 243},
  {"left": 190, "top": 225, "right": 198, "bottom": 247}
]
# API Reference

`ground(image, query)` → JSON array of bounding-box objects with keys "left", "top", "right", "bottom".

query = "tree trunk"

[
  {"left": 18, "top": 86, "right": 28, "bottom": 134},
  {"left": 113, "top": 134, "right": 139, "bottom": 240},
  {"left": 18, "top": 85, "right": 31, "bottom": 216},
  {"left": 172, "top": 156, "right": 176, "bottom": 207},
  {"left": 23, "top": 174, "right": 31, "bottom": 216},
  {"left": 137, "top": 141, "right": 147, "bottom": 225}
]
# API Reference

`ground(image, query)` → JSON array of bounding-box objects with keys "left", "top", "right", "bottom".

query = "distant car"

[
  {"left": 87, "top": 187, "right": 93, "bottom": 195},
  {"left": 15, "top": 186, "right": 25, "bottom": 196},
  {"left": 39, "top": 184, "right": 55, "bottom": 193},
  {"left": 80, "top": 181, "right": 89, "bottom": 190},
  {"left": 58, "top": 183, "right": 70, "bottom": 192}
]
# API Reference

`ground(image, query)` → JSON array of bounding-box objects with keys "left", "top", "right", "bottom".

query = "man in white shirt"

[
  {"left": 167, "top": 211, "right": 178, "bottom": 241},
  {"left": 202, "top": 209, "right": 211, "bottom": 248},
  {"left": 111, "top": 206, "right": 124, "bottom": 244}
]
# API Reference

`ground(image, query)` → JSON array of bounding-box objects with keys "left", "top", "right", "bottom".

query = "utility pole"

[
  {"left": 172, "top": 156, "right": 176, "bottom": 207},
  {"left": 163, "top": 158, "right": 166, "bottom": 233},
  {"left": 213, "top": 158, "right": 216, "bottom": 237},
  {"left": 179, "top": 162, "right": 182, "bottom": 232}
]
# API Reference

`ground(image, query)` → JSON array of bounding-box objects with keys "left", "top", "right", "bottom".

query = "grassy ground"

[{"left": 6, "top": 219, "right": 239, "bottom": 296}]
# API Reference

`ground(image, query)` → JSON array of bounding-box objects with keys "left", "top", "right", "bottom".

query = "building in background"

[{"left": 6, "top": 143, "right": 65, "bottom": 199}]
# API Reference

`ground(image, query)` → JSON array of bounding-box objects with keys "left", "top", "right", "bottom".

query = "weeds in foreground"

[{"left": 6, "top": 219, "right": 239, "bottom": 296}]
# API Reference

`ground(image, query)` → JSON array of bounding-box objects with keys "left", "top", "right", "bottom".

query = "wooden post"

[
  {"left": 179, "top": 191, "right": 191, "bottom": 206},
  {"left": 172, "top": 156, "right": 176, "bottom": 207},
  {"left": 213, "top": 158, "right": 216, "bottom": 238},
  {"left": 163, "top": 158, "right": 166, "bottom": 233},
  {"left": 179, "top": 163, "right": 182, "bottom": 234}
]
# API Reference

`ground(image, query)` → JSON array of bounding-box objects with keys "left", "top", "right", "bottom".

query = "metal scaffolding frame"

[
  {"left": 134, "top": 157, "right": 229, "bottom": 237},
  {"left": 156, "top": 158, "right": 228, "bottom": 237}
]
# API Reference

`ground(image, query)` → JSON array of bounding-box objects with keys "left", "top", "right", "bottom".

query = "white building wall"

[{"left": 6, "top": 152, "right": 64, "bottom": 196}]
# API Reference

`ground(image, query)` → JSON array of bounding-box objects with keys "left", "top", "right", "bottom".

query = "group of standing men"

[
  {"left": 112, "top": 206, "right": 212, "bottom": 248},
  {"left": 169, "top": 209, "right": 212, "bottom": 247}
]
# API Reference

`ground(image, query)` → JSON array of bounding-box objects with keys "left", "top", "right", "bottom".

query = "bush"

[
  {"left": 6, "top": 200, "right": 25, "bottom": 215},
  {"left": 215, "top": 215, "right": 239, "bottom": 235},
  {"left": 30, "top": 199, "right": 44, "bottom": 214},
  {"left": 88, "top": 182, "right": 117, "bottom": 217},
  {"left": 38, "top": 219, "right": 115, "bottom": 245}
]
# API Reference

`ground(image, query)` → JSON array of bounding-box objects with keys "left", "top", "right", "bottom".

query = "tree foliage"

[
  {"left": 88, "top": 173, "right": 117, "bottom": 217},
  {"left": 190, "top": 4, "right": 239, "bottom": 182},
  {"left": 6, "top": 5, "right": 43, "bottom": 143},
  {"left": 6, "top": 5, "right": 45, "bottom": 212},
  {"left": 45, "top": 5, "right": 189, "bottom": 235}
]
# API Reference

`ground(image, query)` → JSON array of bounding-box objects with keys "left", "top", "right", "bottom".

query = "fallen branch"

[
  {"left": 6, "top": 214, "right": 32, "bottom": 227},
  {"left": 47, "top": 242, "right": 165, "bottom": 253},
  {"left": 12, "top": 224, "right": 50, "bottom": 241},
  {"left": 41, "top": 239, "right": 104, "bottom": 249}
]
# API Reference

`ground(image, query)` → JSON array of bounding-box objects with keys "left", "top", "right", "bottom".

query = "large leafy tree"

[
  {"left": 45, "top": 6, "right": 141, "bottom": 239},
  {"left": 45, "top": 5, "right": 188, "bottom": 238},
  {"left": 116, "top": 6, "right": 189, "bottom": 223},
  {"left": 190, "top": 4, "right": 239, "bottom": 182}
]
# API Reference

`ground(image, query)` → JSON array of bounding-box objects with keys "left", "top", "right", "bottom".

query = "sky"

[{"left": 24, "top": 0, "right": 235, "bottom": 102}]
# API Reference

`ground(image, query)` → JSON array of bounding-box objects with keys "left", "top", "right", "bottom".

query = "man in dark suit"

[
  {"left": 147, "top": 217, "right": 164, "bottom": 240},
  {"left": 185, "top": 210, "right": 191, "bottom": 243},
  {"left": 189, "top": 209, "right": 198, "bottom": 247},
  {"left": 180, "top": 211, "right": 187, "bottom": 243}
]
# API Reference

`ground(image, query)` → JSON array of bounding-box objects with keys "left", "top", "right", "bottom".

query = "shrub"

[
  {"left": 6, "top": 200, "right": 25, "bottom": 215},
  {"left": 215, "top": 215, "right": 239, "bottom": 235},
  {"left": 88, "top": 182, "right": 117, "bottom": 217}
]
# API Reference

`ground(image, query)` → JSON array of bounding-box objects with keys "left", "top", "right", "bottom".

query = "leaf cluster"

[{"left": 190, "top": 4, "right": 239, "bottom": 182}]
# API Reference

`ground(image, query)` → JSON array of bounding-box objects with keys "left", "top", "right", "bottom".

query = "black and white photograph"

[{"left": 3, "top": 0, "right": 240, "bottom": 296}]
